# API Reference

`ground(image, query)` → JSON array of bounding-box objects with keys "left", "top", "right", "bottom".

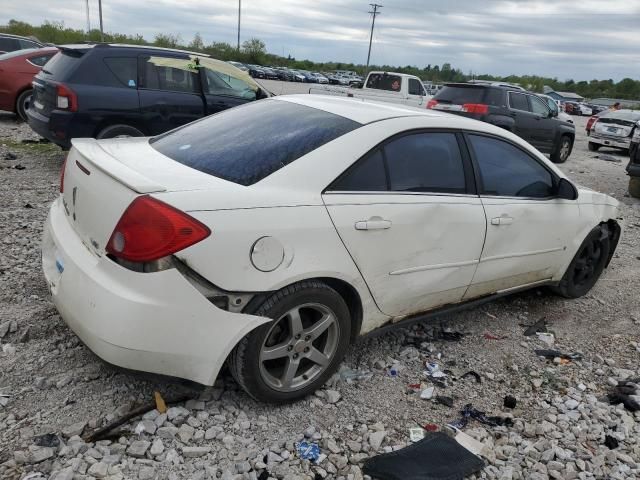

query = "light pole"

[
  {"left": 85, "top": 0, "right": 91, "bottom": 34},
  {"left": 98, "top": 0, "right": 104, "bottom": 41},
  {"left": 366, "top": 3, "right": 382, "bottom": 71},
  {"left": 237, "top": 0, "right": 241, "bottom": 51}
]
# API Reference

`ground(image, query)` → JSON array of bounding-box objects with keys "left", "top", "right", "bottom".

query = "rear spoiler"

[{"left": 71, "top": 138, "right": 166, "bottom": 194}]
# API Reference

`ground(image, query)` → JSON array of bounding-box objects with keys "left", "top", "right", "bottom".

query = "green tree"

[
  {"left": 154, "top": 33, "right": 181, "bottom": 48},
  {"left": 189, "top": 33, "right": 204, "bottom": 51},
  {"left": 242, "top": 38, "right": 266, "bottom": 64}
]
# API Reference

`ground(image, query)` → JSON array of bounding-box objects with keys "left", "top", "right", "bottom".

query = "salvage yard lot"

[{"left": 0, "top": 90, "right": 639, "bottom": 479}]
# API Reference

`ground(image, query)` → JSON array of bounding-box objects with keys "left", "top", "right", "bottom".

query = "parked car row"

[{"left": 232, "top": 61, "right": 363, "bottom": 85}]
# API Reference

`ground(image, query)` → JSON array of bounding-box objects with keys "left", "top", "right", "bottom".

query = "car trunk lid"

[{"left": 594, "top": 117, "right": 635, "bottom": 138}]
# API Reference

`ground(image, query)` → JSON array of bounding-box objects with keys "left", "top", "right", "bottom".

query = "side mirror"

[
  {"left": 556, "top": 178, "right": 578, "bottom": 200},
  {"left": 548, "top": 108, "right": 556, "bottom": 118}
]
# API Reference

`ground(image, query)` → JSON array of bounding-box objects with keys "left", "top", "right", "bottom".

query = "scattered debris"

[
  {"left": 435, "top": 396, "right": 454, "bottom": 408},
  {"left": 154, "top": 391, "right": 167, "bottom": 413},
  {"left": 409, "top": 427, "right": 425, "bottom": 442},
  {"left": 607, "top": 380, "right": 640, "bottom": 412},
  {"left": 420, "top": 386, "right": 435, "bottom": 400},
  {"left": 13, "top": 164, "right": 25, "bottom": 170},
  {"left": 534, "top": 350, "right": 583, "bottom": 361},
  {"left": 3, "top": 152, "right": 17, "bottom": 160},
  {"left": 536, "top": 332, "right": 555, "bottom": 346},
  {"left": 295, "top": 441, "right": 320, "bottom": 462},
  {"left": 448, "top": 404, "right": 514, "bottom": 429},
  {"left": 425, "top": 362, "right": 447, "bottom": 379},
  {"left": 33, "top": 433, "right": 60, "bottom": 448},
  {"left": 363, "top": 432, "right": 484, "bottom": 480},
  {"left": 503, "top": 395, "right": 517, "bottom": 409},
  {"left": 461, "top": 371, "right": 482, "bottom": 383},
  {"left": 452, "top": 428, "right": 488, "bottom": 457},
  {"left": 523, "top": 317, "right": 548, "bottom": 336},
  {"left": 596, "top": 154, "right": 622, "bottom": 163},
  {"left": 604, "top": 435, "right": 619, "bottom": 449},
  {"left": 483, "top": 332, "right": 506, "bottom": 340},
  {"left": 423, "top": 423, "right": 439, "bottom": 432},
  {"left": 338, "top": 366, "right": 373, "bottom": 383}
]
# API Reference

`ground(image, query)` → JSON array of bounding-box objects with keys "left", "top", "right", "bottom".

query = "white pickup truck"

[{"left": 309, "top": 71, "right": 431, "bottom": 108}]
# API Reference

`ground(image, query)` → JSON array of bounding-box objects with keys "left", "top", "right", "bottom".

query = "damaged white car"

[{"left": 42, "top": 95, "right": 621, "bottom": 402}]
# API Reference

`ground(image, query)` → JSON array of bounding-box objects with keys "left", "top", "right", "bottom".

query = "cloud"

[{"left": 3, "top": 0, "right": 638, "bottom": 81}]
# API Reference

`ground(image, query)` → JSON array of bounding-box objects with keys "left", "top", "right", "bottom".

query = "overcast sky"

[{"left": 3, "top": 0, "right": 639, "bottom": 81}]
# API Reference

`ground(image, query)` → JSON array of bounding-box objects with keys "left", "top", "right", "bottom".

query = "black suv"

[
  {"left": 428, "top": 83, "right": 575, "bottom": 163},
  {"left": 27, "top": 44, "right": 268, "bottom": 148}
]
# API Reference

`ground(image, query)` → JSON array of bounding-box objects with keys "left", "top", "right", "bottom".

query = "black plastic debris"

[
  {"left": 604, "top": 435, "right": 619, "bottom": 449},
  {"left": 461, "top": 371, "right": 482, "bottom": 384},
  {"left": 596, "top": 154, "right": 622, "bottom": 163},
  {"left": 362, "top": 432, "right": 484, "bottom": 480},
  {"left": 534, "top": 350, "right": 583, "bottom": 361},
  {"left": 3, "top": 152, "right": 17, "bottom": 160},
  {"left": 24, "top": 203, "right": 34, "bottom": 209},
  {"left": 523, "top": 317, "right": 548, "bottom": 336},
  {"left": 608, "top": 380, "right": 640, "bottom": 412},
  {"left": 34, "top": 433, "right": 60, "bottom": 448},
  {"left": 435, "top": 396, "right": 454, "bottom": 408},
  {"left": 448, "top": 404, "right": 514, "bottom": 429},
  {"left": 13, "top": 164, "right": 26, "bottom": 170},
  {"left": 503, "top": 395, "right": 517, "bottom": 409}
]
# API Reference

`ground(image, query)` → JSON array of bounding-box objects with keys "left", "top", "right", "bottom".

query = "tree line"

[{"left": 3, "top": 19, "right": 639, "bottom": 101}]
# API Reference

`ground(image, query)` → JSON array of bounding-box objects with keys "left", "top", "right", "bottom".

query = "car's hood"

[{"left": 577, "top": 185, "right": 619, "bottom": 207}]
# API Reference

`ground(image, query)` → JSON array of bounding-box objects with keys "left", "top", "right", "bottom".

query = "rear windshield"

[
  {"left": 366, "top": 73, "right": 402, "bottom": 92},
  {"left": 150, "top": 100, "right": 361, "bottom": 186},
  {"left": 435, "top": 86, "right": 503, "bottom": 106},
  {"left": 40, "top": 51, "right": 83, "bottom": 78}
]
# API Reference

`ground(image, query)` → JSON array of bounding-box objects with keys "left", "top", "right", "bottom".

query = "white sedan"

[{"left": 42, "top": 95, "right": 621, "bottom": 402}]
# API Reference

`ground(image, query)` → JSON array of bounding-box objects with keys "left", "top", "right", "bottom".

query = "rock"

[
  {"left": 62, "top": 421, "right": 87, "bottom": 438},
  {"left": 177, "top": 423, "right": 195, "bottom": 443},
  {"left": 327, "top": 438, "right": 341, "bottom": 454},
  {"left": 182, "top": 446, "right": 210, "bottom": 458},
  {"left": 2, "top": 343, "right": 16, "bottom": 355},
  {"left": 138, "top": 466, "right": 156, "bottom": 479},
  {"left": 166, "top": 406, "right": 190, "bottom": 421},
  {"left": 127, "top": 440, "right": 150, "bottom": 458},
  {"left": 325, "top": 390, "right": 341, "bottom": 404},
  {"left": 564, "top": 399, "right": 579, "bottom": 410},
  {"left": 369, "top": 431, "right": 386, "bottom": 451},
  {"left": 55, "top": 375, "right": 72, "bottom": 389},
  {"left": 150, "top": 438, "right": 164, "bottom": 456},
  {"left": 87, "top": 461, "right": 109, "bottom": 478},
  {"left": 157, "top": 426, "right": 178, "bottom": 439},
  {"left": 34, "top": 376, "right": 48, "bottom": 389},
  {"left": 29, "top": 446, "right": 55, "bottom": 463},
  {"left": 0, "top": 321, "right": 10, "bottom": 338},
  {"left": 135, "top": 419, "right": 157, "bottom": 435}
]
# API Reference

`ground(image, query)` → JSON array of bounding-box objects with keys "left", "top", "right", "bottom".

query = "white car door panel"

[{"left": 325, "top": 194, "right": 486, "bottom": 317}]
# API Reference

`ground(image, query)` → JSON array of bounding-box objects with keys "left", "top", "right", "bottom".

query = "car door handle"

[
  {"left": 491, "top": 216, "right": 513, "bottom": 226},
  {"left": 355, "top": 218, "right": 392, "bottom": 230}
]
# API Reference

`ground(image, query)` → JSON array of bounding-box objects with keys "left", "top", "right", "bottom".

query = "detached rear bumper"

[{"left": 42, "top": 197, "right": 269, "bottom": 385}]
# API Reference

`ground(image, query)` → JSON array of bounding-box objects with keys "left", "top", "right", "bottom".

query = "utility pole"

[
  {"left": 237, "top": 0, "right": 241, "bottom": 51},
  {"left": 85, "top": 0, "right": 91, "bottom": 34},
  {"left": 98, "top": 0, "right": 104, "bottom": 41},
  {"left": 366, "top": 3, "right": 382, "bottom": 71}
]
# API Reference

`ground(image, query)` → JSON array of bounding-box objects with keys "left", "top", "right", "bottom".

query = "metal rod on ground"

[
  {"left": 366, "top": 3, "right": 382, "bottom": 72},
  {"left": 98, "top": 0, "right": 104, "bottom": 41},
  {"left": 85, "top": 0, "right": 91, "bottom": 35},
  {"left": 237, "top": 0, "right": 241, "bottom": 51}
]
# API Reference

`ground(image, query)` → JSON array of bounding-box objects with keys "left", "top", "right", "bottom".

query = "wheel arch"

[
  {"left": 92, "top": 117, "right": 147, "bottom": 138},
  {"left": 14, "top": 85, "right": 33, "bottom": 113},
  {"left": 603, "top": 218, "right": 622, "bottom": 268}
]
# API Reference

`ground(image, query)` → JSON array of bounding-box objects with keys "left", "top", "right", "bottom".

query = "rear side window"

[
  {"left": 366, "top": 73, "right": 402, "bottom": 92},
  {"left": 140, "top": 56, "right": 199, "bottom": 93},
  {"left": 27, "top": 54, "right": 54, "bottom": 67},
  {"left": 331, "top": 149, "right": 387, "bottom": 191},
  {"left": 0, "top": 38, "right": 19, "bottom": 52},
  {"left": 151, "top": 100, "right": 361, "bottom": 186},
  {"left": 469, "top": 135, "right": 554, "bottom": 198},
  {"left": 41, "top": 52, "right": 83, "bottom": 78},
  {"left": 509, "top": 92, "right": 530, "bottom": 112},
  {"left": 385, "top": 133, "right": 466, "bottom": 193},
  {"left": 104, "top": 57, "right": 138, "bottom": 87},
  {"left": 19, "top": 39, "right": 40, "bottom": 49}
]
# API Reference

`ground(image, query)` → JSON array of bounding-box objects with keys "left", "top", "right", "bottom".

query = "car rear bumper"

[
  {"left": 42, "top": 197, "right": 269, "bottom": 386},
  {"left": 589, "top": 133, "right": 631, "bottom": 150}
]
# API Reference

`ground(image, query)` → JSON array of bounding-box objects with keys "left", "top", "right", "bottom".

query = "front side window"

[
  {"left": 469, "top": 134, "right": 555, "bottom": 198},
  {"left": 203, "top": 68, "right": 256, "bottom": 100},
  {"left": 141, "top": 56, "right": 199, "bottom": 93},
  {"left": 408, "top": 79, "right": 424, "bottom": 96},
  {"left": 151, "top": 100, "right": 361, "bottom": 186},
  {"left": 366, "top": 73, "right": 402, "bottom": 92},
  {"left": 530, "top": 96, "right": 551, "bottom": 116},
  {"left": 508, "top": 92, "right": 530, "bottom": 112}
]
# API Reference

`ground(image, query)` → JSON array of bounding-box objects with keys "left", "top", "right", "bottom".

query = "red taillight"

[
  {"left": 462, "top": 103, "right": 489, "bottom": 114},
  {"left": 106, "top": 196, "right": 211, "bottom": 262},
  {"left": 588, "top": 117, "right": 598, "bottom": 130},
  {"left": 60, "top": 154, "right": 68, "bottom": 194},
  {"left": 427, "top": 99, "right": 438, "bottom": 109},
  {"left": 56, "top": 83, "right": 77, "bottom": 112}
]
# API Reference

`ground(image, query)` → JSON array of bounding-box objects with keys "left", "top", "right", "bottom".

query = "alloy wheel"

[
  {"left": 259, "top": 303, "right": 339, "bottom": 392},
  {"left": 572, "top": 238, "right": 603, "bottom": 287},
  {"left": 559, "top": 139, "right": 571, "bottom": 161}
]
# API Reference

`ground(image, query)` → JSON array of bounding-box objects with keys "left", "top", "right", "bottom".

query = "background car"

[
  {"left": 247, "top": 64, "right": 266, "bottom": 78},
  {"left": 228, "top": 60, "right": 249, "bottom": 72},
  {"left": 27, "top": 44, "right": 268, "bottom": 148},
  {"left": 0, "top": 46, "right": 58, "bottom": 120},
  {"left": 586, "top": 110, "right": 609, "bottom": 136},
  {"left": 0, "top": 33, "right": 44, "bottom": 54},
  {"left": 538, "top": 93, "right": 573, "bottom": 124},
  {"left": 628, "top": 124, "right": 640, "bottom": 197},
  {"left": 43, "top": 95, "right": 620, "bottom": 402},
  {"left": 588, "top": 109, "right": 640, "bottom": 153},
  {"left": 428, "top": 82, "right": 575, "bottom": 162}
]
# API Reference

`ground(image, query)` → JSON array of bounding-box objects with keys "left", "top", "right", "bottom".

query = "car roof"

[
  {"left": 277, "top": 94, "right": 467, "bottom": 125},
  {"left": 445, "top": 81, "right": 523, "bottom": 92},
  {"left": 599, "top": 109, "right": 640, "bottom": 121},
  {"left": 58, "top": 43, "right": 210, "bottom": 57},
  {"left": 0, "top": 46, "right": 58, "bottom": 60},
  {"left": 0, "top": 33, "right": 43, "bottom": 43}
]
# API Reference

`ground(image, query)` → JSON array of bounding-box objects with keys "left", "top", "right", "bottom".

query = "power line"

[{"left": 366, "top": 3, "right": 382, "bottom": 71}]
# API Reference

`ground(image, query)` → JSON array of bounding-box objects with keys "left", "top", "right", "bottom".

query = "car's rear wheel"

[
  {"left": 229, "top": 280, "right": 351, "bottom": 403},
  {"left": 551, "top": 225, "right": 610, "bottom": 298},
  {"left": 588, "top": 142, "right": 600, "bottom": 152},
  {"left": 96, "top": 124, "right": 144, "bottom": 139},
  {"left": 16, "top": 89, "right": 33, "bottom": 122},
  {"left": 551, "top": 135, "right": 572, "bottom": 163},
  {"left": 629, "top": 177, "right": 640, "bottom": 199}
]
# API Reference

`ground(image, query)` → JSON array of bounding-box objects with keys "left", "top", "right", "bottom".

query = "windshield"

[{"left": 151, "top": 100, "right": 361, "bottom": 186}]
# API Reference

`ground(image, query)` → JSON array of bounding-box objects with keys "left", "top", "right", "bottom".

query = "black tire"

[
  {"left": 551, "top": 225, "right": 610, "bottom": 299},
  {"left": 229, "top": 280, "right": 351, "bottom": 403},
  {"left": 550, "top": 135, "right": 572, "bottom": 163},
  {"left": 588, "top": 142, "right": 600, "bottom": 152},
  {"left": 96, "top": 124, "right": 144, "bottom": 139},
  {"left": 629, "top": 177, "right": 640, "bottom": 199},
  {"left": 16, "top": 89, "right": 32, "bottom": 122}
]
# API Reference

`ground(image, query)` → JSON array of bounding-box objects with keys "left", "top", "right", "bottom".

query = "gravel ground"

[{"left": 0, "top": 95, "right": 639, "bottom": 480}]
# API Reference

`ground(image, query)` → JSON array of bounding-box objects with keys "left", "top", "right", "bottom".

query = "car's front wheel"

[
  {"left": 552, "top": 225, "right": 610, "bottom": 298},
  {"left": 229, "top": 280, "right": 351, "bottom": 403},
  {"left": 551, "top": 135, "right": 572, "bottom": 163},
  {"left": 16, "top": 89, "right": 33, "bottom": 122}
]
